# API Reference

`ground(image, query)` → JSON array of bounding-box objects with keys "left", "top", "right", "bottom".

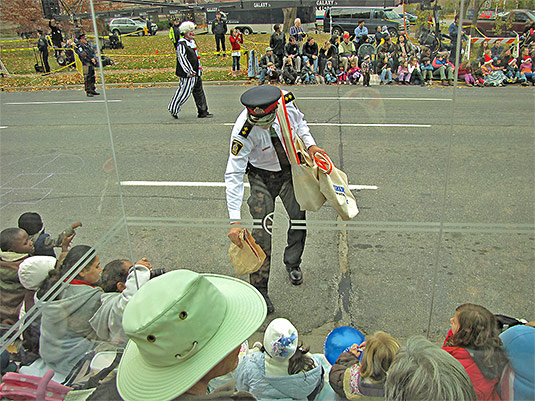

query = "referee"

[{"left": 168, "top": 21, "right": 213, "bottom": 119}]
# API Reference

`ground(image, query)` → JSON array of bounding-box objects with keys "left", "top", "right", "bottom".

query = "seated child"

[
  {"left": 266, "top": 62, "right": 280, "bottom": 84},
  {"left": 471, "top": 59, "right": 486, "bottom": 86},
  {"left": 17, "top": 256, "right": 59, "bottom": 363},
  {"left": 347, "top": 60, "right": 361, "bottom": 84},
  {"left": 0, "top": 228, "right": 34, "bottom": 328},
  {"left": 458, "top": 62, "right": 477, "bottom": 86},
  {"left": 506, "top": 58, "right": 528, "bottom": 85},
  {"left": 282, "top": 58, "right": 298, "bottom": 84},
  {"left": 330, "top": 331, "right": 400, "bottom": 399},
  {"left": 300, "top": 60, "right": 317, "bottom": 84},
  {"left": 89, "top": 258, "right": 151, "bottom": 345},
  {"left": 18, "top": 212, "right": 81, "bottom": 257},
  {"left": 360, "top": 54, "right": 372, "bottom": 86},
  {"left": 408, "top": 56, "right": 425, "bottom": 86},
  {"left": 323, "top": 60, "right": 337, "bottom": 84},
  {"left": 397, "top": 57, "right": 410, "bottom": 84},
  {"left": 420, "top": 56, "right": 434, "bottom": 84},
  {"left": 379, "top": 55, "right": 392, "bottom": 84},
  {"left": 442, "top": 303, "right": 509, "bottom": 401},
  {"left": 337, "top": 65, "right": 348, "bottom": 84},
  {"left": 234, "top": 318, "right": 324, "bottom": 400}
]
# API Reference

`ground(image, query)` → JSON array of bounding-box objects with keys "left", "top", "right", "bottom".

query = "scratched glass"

[{"left": 0, "top": 0, "right": 533, "bottom": 389}]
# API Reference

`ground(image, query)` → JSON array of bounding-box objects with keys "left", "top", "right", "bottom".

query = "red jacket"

[
  {"left": 442, "top": 330, "right": 502, "bottom": 401},
  {"left": 229, "top": 34, "right": 243, "bottom": 51}
]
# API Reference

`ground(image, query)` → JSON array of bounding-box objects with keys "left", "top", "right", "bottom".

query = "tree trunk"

[
  {"left": 470, "top": 0, "right": 483, "bottom": 36},
  {"left": 283, "top": 8, "right": 297, "bottom": 34}
]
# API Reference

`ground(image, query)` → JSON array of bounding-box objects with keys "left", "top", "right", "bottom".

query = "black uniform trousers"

[
  {"left": 215, "top": 35, "right": 226, "bottom": 53},
  {"left": 168, "top": 76, "right": 208, "bottom": 117},
  {"left": 246, "top": 163, "right": 306, "bottom": 292},
  {"left": 83, "top": 63, "right": 96, "bottom": 93},
  {"left": 40, "top": 47, "right": 50, "bottom": 73}
]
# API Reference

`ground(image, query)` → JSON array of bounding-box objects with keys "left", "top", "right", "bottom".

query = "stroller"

[{"left": 101, "top": 33, "right": 124, "bottom": 50}]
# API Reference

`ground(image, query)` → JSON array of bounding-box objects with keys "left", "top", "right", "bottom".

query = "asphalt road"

[{"left": 1, "top": 83, "right": 534, "bottom": 348}]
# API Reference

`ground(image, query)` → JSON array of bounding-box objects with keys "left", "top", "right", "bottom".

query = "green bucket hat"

[{"left": 116, "top": 270, "right": 267, "bottom": 401}]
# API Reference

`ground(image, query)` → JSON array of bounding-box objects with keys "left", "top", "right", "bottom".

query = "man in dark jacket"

[
  {"left": 284, "top": 35, "right": 301, "bottom": 72},
  {"left": 36, "top": 29, "right": 50, "bottom": 73},
  {"left": 212, "top": 12, "right": 227, "bottom": 55},
  {"left": 74, "top": 33, "right": 98, "bottom": 96},
  {"left": 49, "top": 20, "right": 63, "bottom": 57},
  {"left": 258, "top": 47, "right": 279, "bottom": 84},
  {"left": 302, "top": 36, "right": 319, "bottom": 73},
  {"left": 270, "top": 24, "right": 285, "bottom": 69},
  {"left": 168, "top": 21, "right": 213, "bottom": 119}
]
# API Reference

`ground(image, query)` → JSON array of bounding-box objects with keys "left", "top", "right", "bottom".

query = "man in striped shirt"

[{"left": 168, "top": 21, "right": 213, "bottom": 119}]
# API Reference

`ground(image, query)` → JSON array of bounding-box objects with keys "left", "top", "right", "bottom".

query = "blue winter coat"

[{"left": 234, "top": 351, "right": 323, "bottom": 401}]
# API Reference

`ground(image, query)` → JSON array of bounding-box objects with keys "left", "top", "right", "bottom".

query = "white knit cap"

[
  {"left": 263, "top": 318, "right": 298, "bottom": 377},
  {"left": 18, "top": 256, "right": 56, "bottom": 290}
]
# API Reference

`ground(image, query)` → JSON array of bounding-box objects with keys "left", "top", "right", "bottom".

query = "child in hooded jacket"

[
  {"left": 347, "top": 60, "right": 361, "bottom": 84},
  {"left": 396, "top": 58, "right": 410, "bottom": 84},
  {"left": 235, "top": 318, "right": 325, "bottom": 400},
  {"left": 360, "top": 54, "right": 372, "bottom": 86},
  {"left": 323, "top": 60, "right": 337, "bottom": 84}
]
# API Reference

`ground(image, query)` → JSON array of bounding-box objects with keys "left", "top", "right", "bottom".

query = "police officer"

[
  {"left": 37, "top": 29, "right": 50, "bottom": 73},
  {"left": 75, "top": 33, "right": 99, "bottom": 97},
  {"left": 211, "top": 11, "right": 227, "bottom": 56},
  {"left": 168, "top": 21, "right": 212, "bottom": 119},
  {"left": 225, "top": 86, "right": 324, "bottom": 313}
]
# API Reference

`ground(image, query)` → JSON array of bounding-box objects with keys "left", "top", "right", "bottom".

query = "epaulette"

[
  {"left": 283, "top": 92, "right": 295, "bottom": 104},
  {"left": 239, "top": 120, "right": 254, "bottom": 138}
]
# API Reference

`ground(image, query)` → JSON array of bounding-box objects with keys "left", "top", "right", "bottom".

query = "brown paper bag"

[{"left": 229, "top": 229, "right": 266, "bottom": 276}]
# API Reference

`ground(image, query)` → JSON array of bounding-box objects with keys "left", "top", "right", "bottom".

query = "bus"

[{"left": 206, "top": 6, "right": 316, "bottom": 35}]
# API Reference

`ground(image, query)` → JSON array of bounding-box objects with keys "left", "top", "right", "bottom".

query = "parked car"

[
  {"left": 109, "top": 17, "right": 158, "bottom": 36},
  {"left": 324, "top": 6, "right": 407, "bottom": 37},
  {"left": 464, "top": 9, "right": 535, "bottom": 37},
  {"left": 398, "top": 12, "right": 418, "bottom": 23}
]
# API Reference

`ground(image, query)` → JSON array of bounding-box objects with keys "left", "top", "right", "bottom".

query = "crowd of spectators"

[
  {"left": 248, "top": 20, "right": 535, "bottom": 87},
  {"left": 0, "top": 210, "right": 533, "bottom": 400}
]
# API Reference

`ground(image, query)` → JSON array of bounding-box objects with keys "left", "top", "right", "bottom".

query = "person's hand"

[
  {"left": 61, "top": 231, "right": 75, "bottom": 251},
  {"left": 349, "top": 341, "right": 366, "bottom": 358},
  {"left": 307, "top": 145, "right": 325, "bottom": 159},
  {"left": 189, "top": 73, "right": 196, "bottom": 77},
  {"left": 135, "top": 257, "right": 152, "bottom": 269},
  {"left": 71, "top": 221, "right": 82, "bottom": 229},
  {"left": 228, "top": 224, "right": 243, "bottom": 248}
]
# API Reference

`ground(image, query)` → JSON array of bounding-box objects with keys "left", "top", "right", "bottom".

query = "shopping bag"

[
  {"left": 315, "top": 152, "right": 359, "bottom": 220},
  {"left": 229, "top": 229, "right": 266, "bottom": 276},
  {"left": 276, "top": 94, "right": 326, "bottom": 211}
]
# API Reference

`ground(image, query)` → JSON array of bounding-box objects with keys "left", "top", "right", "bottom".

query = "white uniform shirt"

[{"left": 225, "top": 102, "right": 316, "bottom": 221}]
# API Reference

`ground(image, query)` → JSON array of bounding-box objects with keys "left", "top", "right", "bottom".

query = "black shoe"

[
  {"left": 287, "top": 266, "right": 303, "bottom": 285},
  {"left": 258, "top": 290, "right": 274, "bottom": 314},
  {"left": 198, "top": 113, "right": 213, "bottom": 118},
  {"left": 91, "top": 91, "right": 100, "bottom": 95},
  {"left": 171, "top": 113, "right": 178, "bottom": 119},
  {"left": 86, "top": 92, "right": 94, "bottom": 97}
]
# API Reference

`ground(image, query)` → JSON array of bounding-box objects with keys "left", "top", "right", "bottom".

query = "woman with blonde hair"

[{"left": 330, "top": 331, "right": 400, "bottom": 399}]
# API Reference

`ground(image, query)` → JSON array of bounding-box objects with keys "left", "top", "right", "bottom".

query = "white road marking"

[
  {"left": 299, "top": 97, "right": 452, "bottom": 101},
  {"left": 4, "top": 100, "right": 122, "bottom": 105},
  {"left": 0, "top": 126, "right": 7, "bottom": 129},
  {"left": 120, "top": 181, "right": 378, "bottom": 190}
]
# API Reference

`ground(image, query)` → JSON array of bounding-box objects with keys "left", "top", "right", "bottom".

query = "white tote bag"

[
  {"left": 276, "top": 95, "right": 326, "bottom": 212},
  {"left": 315, "top": 152, "right": 359, "bottom": 220}
]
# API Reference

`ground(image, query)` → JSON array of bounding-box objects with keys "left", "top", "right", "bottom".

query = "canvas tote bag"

[
  {"left": 229, "top": 229, "right": 266, "bottom": 275},
  {"left": 314, "top": 152, "right": 359, "bottom": 220},
  {"left": 276, "top": 94, "right": 326, "bottom": 212}
]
